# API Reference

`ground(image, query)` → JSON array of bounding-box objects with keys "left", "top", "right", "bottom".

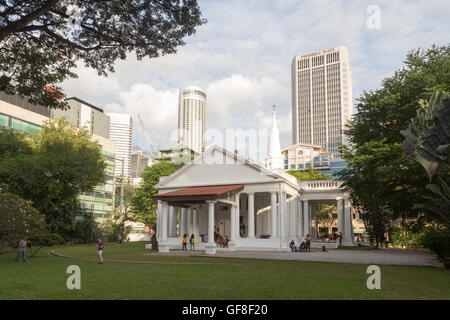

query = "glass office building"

[{"left": 0, "top": 94, "right": 117, "bottom": 222}]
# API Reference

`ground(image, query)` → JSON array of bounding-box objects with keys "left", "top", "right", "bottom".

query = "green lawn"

[{"left": 1, "top": 242, "right": 449, "bottom": 300}]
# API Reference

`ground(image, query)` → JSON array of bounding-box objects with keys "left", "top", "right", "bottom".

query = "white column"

[
  {"left": 156, "top": 200, "right": 162, "bottom": 240},
  {"left": 280, "top": 192, "right": 287, "bottom": 240},
  {"left": 168, "top": 206, "right": 175, "bottom": 237},
  {"left": 158, "top": 201, "right": 169, "bottom": 252},
  {"left": 192, "top": 208, "right": 198, "bottom": 238},
  {"left": 303, "top": 200, "right": 309, "bottom": 237},
  {"left": 297, "top": 199, "right": 304, "bottom": 240},
  {"left": 230, "top": 205, "right": 236, "bottom": 243},
  {"left": 344, "top": 198, "right": 353, "bottom": 244},
  {"left": 270, "top": 192, "right": 277, "bottom": 238},
  {"left": 337, "top": 198, "right": 344, "bottom": 235},
  {"left": 247, "top": 193, "right": 255, "bottom": 238},
  {"left": 205, "top": 200, "right": 216, "bottom": 254},
  {"left": 179, "top": 208, "right": 185, "bottom": 238},
  {"left": 186, "top": 207, "right": 192, "bottom": 236},
  {"left": 236, "top": 193, "right": 241, "bottom": 240}
]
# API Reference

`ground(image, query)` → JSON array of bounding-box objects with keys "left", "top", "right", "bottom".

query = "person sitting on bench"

[
  {"left": 289, "top": 240, "right": 296, "bottom": 252},
  {"left": 299, "top": 237, "right": 306, "bottom": 251}
]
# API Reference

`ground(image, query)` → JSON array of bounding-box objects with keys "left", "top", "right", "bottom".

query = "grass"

[{"left": 1, "top": 242, "right": 449, "bottom": 300}]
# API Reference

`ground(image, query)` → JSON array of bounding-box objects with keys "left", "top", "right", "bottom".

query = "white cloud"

[{"left": 60, "top": 0, "right": 450, "bottom": 158}]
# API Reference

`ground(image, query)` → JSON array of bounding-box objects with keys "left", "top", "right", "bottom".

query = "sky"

[{"left": 61, "top": 0, "right": 450, "bottom": 163}]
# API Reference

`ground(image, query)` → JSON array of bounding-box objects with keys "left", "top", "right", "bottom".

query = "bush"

[
  {"left": 420, "top": 227, "right": 450, "bottom": 268},
  {"left": 102, "top": 220, "right": 132, "bottom": 243}
]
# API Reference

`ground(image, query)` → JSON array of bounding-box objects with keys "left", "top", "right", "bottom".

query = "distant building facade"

[
  {"left": 131, "top": 149, "right": 156, "bottom": 178},
  {"left": 291, "top": 46, "right": 353, "bottom": 157},
  {"left": 156, "top": 142, "right": 198, "bottom": 163},
  {"left": 281, "top": 143, "right": 348, "bottom": 177},
  {"left": 178, "top": 86, "right": 207, "bottom": 154},
  {"left": 52, "top": 97, "right": 110, "bottom": 139},
  {"left": 106, "top": 113, "right": 133, "bottom": 179}
]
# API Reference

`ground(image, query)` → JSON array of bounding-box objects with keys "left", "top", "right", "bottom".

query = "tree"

[
  {"left": 401, "top": 91, "right": 450, "bottom": 228},
  {"left": 314, "top": 204, "right": 336, "bottom": 238},
  {"left": 0, "top": 118, "right": 106, "bottom": 236},
  {"left": 339, "top": 44, "right": 450, "bottom": 247},
  {"left": 287, "top": 167, "right": 333, "bottom": 181},
  {"left": 132, "top": 161, "right": 183, "bottom": 225},
  {"left": 0, "top": 193, "right": 48, "bottom": 245},
  {"left": 114, "top": 182, "right": 135, "bottom": 223},
  {"left": 0, "top": 0, "right": 205, "bottom": 108}
]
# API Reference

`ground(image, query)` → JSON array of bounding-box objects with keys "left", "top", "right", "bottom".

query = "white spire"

[{"left": 265, "top": 104, "right": 283, "bottom": 170}]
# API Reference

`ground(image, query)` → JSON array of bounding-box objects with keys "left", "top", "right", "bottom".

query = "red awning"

[{"left": 153, "top": 184, "right": 244, "bottom": 204}]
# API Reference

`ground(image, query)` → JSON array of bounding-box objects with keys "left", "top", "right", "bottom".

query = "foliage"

[
  {"left": 390, "top": 220, "right": 424, "bottom": 249},
  {"left": 114, "top": 182, "right": 135, "bottom": 223},
  {"left": 0, "top": 119, "right": 106, "bottom": 237},
  {"left": 401, "top": 92, "right": 450, "bottom": 227},
  {"left": 314, "top": 204, "right": 336, "bottom": 237},
  {"left": 132, "top": 161, "right": 183, "bottom": 225},
  {"left": 102, "top": 220, "right": 132, "bottom": 243},
  {"left": 339, "top": 44, "right": 450, "bottom": 246},
  {"left": 339, "top": 140, "right": 426, "bottom": 247},
  {"left": 419, "top": 227, "right": 450, "bottom": 268},
  {"left": 72, "top": 211, "right": 102, "bottom": 244},
  {"left": 0, "top": 0, "right": 206, "bottom": 108},
  {"left": 0, "top": 193, "right": 48, "bottom": 245},
  {"left": 287, "top": 167, "right": 333, "bottom": 181}
]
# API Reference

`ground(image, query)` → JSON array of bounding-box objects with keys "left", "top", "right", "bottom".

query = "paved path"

[
  {"left": 193, "top": 248, "right": 443, "bottom": 267},
  {"left": 49, "top": 248, "right": 443, "bottom": 268}
]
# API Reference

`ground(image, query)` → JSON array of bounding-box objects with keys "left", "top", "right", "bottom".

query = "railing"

[{"left": 298, "top": 180, "right": 343, "bottom": 190}]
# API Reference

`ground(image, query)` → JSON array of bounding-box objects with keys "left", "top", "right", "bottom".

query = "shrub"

[{"left": 420, "top": 227, "right": 450, "bottom": 268}]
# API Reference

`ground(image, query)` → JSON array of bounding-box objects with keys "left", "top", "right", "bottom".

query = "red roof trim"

[{"left": 153, "top": 184, "right": 244, "bottom": 202}]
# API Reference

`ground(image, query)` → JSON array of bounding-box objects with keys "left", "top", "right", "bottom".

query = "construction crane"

[{"left": 137, "top": 114, "right": 156, "bottom": 156}]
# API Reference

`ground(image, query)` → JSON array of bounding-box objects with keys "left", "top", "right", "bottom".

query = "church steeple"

[{"left": 265, "top": 104, "right": 283, "bottom": 170}]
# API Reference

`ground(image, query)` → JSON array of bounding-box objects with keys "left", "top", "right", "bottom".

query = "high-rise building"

[
  {"left": 291, "top": 46, "right": 353, "bottom": 157},
  {"left": 177, "top": 86, "right": 206, "bottom": 154},
  {"left": 131, "top": 149, "right": 156, "bottom": 178},
  {"left": 107, "top": 113, "right": 133, "bottom": 179},
  {"left": 52, "top": 97, "right": 110, "bottom": 139}
]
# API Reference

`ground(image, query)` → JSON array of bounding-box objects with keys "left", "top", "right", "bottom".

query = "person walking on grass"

[
  {"left": 182, "top": 234, "right": 188, "bottom": 250},
  {"left": 97, "top": 238, "right": 104, "bottom": 264},
  {"left": 190, "top": 234, "right": 195, "bottom": 250},
  {"left": 117, "top": 234, "right": 123, "bottom": 248},
  {"left": 14, "top": 237, "right": 28, "bottom": 262}
]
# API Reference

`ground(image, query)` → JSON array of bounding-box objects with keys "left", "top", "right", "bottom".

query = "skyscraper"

[
  {"left": 291, "top": 46, "right": 353, "bottom": 157},
  {"left": 177, "top": 86, "right": 206, "bottom": 154},
  {"left": 107, "top": 113, "right": 133, "bottom": 179}
]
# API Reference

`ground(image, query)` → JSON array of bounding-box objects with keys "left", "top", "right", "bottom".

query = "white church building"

[{"left": 154, "top": 106, "right": 355, "bottom": 254}]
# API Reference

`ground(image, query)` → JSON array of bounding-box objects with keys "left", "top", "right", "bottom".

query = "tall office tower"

[
  {"left": 291, "top": 46, "right": 353, "bottom": 157},
  {"left": 107, "top": 113, "right": 133, "bottom": 179},
  {"left": 177, "top": 86, "right": 207, "bottom": 154}
]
